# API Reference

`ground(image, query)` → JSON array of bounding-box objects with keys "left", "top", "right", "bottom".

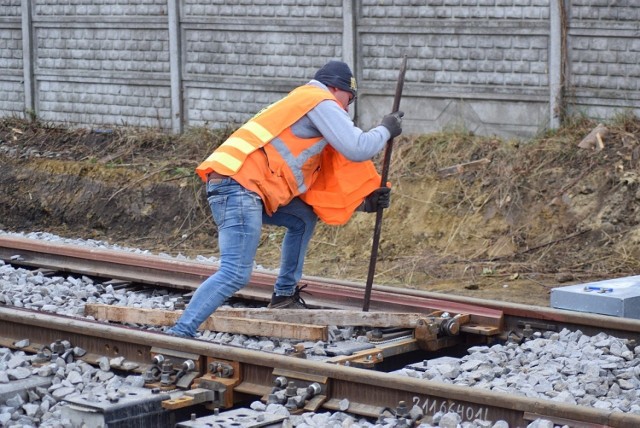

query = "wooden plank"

[
  {"left": 84, "top": 304, "right": 327, "bottom": 341},
  {"left": 85, "top": 303, "right": 180, "bottom": 325},
  {"left": 199, "top": 316, "right": 327, "bottom": 341},
  {"left": 214, "top": 308, "right": 427, "bottom": 328}
]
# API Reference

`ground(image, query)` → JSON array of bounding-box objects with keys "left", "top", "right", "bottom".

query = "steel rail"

[
  {"left": 0, "top": 306, "right": 639, "bottom": 427},
  {"left": 3, "top": 235, "right": 640, "bottom": 342},
  {"left": 0, "top": 235, "right": 502, "bottom": 319}
]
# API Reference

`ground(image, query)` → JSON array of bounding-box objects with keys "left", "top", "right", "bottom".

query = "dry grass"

[
  {"left": 348, "top": 112, "right": 640, "bottom": 288},
  {"left": 0, "top": 116, "right": 233, "bottom": 165}
]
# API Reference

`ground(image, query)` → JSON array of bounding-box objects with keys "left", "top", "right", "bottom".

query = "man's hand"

[
  {"left": 363, "top": 187, "right": 391, "bottom": 212},
  {"left": 380, "top": 111, "right": 404, "bottom": 139}
]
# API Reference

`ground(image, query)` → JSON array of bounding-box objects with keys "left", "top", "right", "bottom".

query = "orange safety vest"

[
  {"left": 196, "top": 85, "right": 334, "bottom": 182},
  {"left": 196, "top": 84, "right": 382, "bottom": 223},
  {"left": 301, "top": 146, "right": 381, "bottom": 225}
]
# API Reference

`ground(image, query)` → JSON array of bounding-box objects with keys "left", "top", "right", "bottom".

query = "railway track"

[{"left": 2, "top": 234, "right": 640, "bottom": 427}]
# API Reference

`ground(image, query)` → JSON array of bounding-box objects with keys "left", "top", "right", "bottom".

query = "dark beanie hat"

[{"left": 314, "top": 60, "right": 357, "bottom": 97}]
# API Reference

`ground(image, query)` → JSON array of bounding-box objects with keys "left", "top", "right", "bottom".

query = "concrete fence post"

[
  {"left": 168, "top": 0, "right": 183, "bottom": 134},
  {"left": 342, "top": 0, "right": 356, "bottom": 72},
  {"left": 549, "top": 0, "right": 563, "bottom": 129},
  {"left": 21, "top": 0, "right": 35, "bottom": 118},
  {"left": 343, "top": 0, "right": 356, "bottom": 118}
]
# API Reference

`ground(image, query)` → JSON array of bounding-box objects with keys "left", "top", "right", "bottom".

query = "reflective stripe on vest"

[
  {"left": 203, "top": 122, "right": 275, "bottom": 175},
  {"left": 196, "top": 85, "right": 336, "bottom": 181},
  {"left": 270, "top": 135, "right": 326, "bottom": 193}
]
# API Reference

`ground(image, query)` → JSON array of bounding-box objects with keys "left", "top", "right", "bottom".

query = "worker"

[{"left": 167, "top": 60, "right": 403, "bottom": 338}]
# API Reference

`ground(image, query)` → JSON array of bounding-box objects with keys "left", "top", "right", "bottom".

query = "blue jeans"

[{"left": 168, "top": 178, "right": 318, "bottom": 337}]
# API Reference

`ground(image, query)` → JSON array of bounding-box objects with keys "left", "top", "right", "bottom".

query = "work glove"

[
  {"left": 380, "top": 111, "right": 404, "bottom": 139},
  {"left": 363, "top": 187, "right": 391, "bottom": 213}
]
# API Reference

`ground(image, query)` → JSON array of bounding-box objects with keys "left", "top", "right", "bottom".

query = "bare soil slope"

[{"left": 2, "top": 114, "right": 640, "bottom": 307}]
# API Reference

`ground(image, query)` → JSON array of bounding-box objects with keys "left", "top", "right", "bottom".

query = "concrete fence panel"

[{"left": 0, "top": 0, "right": 638, "bottom": 139}]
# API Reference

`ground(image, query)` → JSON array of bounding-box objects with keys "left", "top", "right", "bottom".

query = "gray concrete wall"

[
  {"left": 357, "top": 0, "right": 552, "bottom": 138},
  {"left": 181, "top": 0, "right": 345, "bottom": 130},
  {"left": 0, "top": 0, "right": 638, "bottom": 139},
  {"left": 29, "top": 0, "right": 172, "bottom": 128},
  {"left": 0, "top": 1, "right": 25, "bottom": 115},
  {"left": 566, "top": 1, "right": 640, "bottom": 119}
]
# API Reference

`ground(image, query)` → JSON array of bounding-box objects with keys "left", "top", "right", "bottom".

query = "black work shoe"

[{"left": 267, "top": 285, "right": 310, "bottom": 309}]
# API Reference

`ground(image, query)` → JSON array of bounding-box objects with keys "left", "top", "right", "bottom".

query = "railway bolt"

[
  {"left": 144, "top": 366, "right": 161, "bottom": 383},
  {"left": 273, "top": 376, "right": 288, "bottom": 388},
  {"left": 160, "top": 373, "right": 172, "bottom": 385},
  {"left": 160, "top": 359, "right": 174, "bottom": 385},
  {"left": 283, "top": 382, "right": 323, "bottom": 410},
  {"left": 181, "top": 359, "right": 195, "bottom": 372},
  {"left": 285, "top": 381, "right": 297, "bottom": 397},
  {"left": 51, "top": 339, "right": 66, "bottom": 356},
  {"left": 175, "top": 359, "right": 198, "bottom": 388},
  {"left": 395, "top": 401, "right": 409, "bottom": 418},
  {"left": 209, "top": 361, "right": 234, "bottom": 378},
  {"left": 285, "top": 396, "right": 304, "bottom": 410},
  {"left": 306, "top": 382, "right": 322, "bottom": 398},
  {"left": 439, "top": 317, "right": 460, "bottom": 336}
]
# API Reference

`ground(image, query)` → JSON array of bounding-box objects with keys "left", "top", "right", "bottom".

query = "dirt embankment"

[{"left": 2, "top": 114, "right": 640, "bottom": 307}]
